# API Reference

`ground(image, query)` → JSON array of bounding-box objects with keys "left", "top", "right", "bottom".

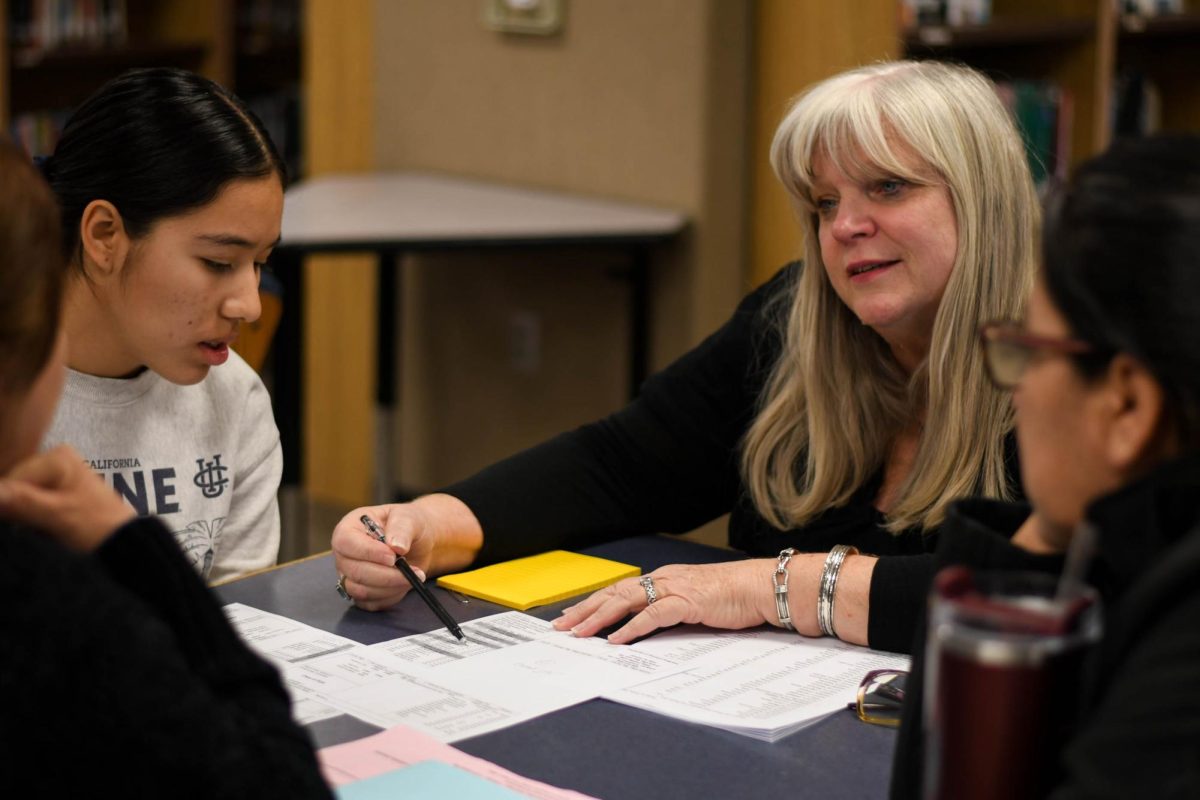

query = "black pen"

[{"left": 359, "top": 514, "right": 466, "bottom": 641}]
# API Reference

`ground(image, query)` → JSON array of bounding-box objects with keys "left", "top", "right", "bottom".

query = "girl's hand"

[{"left": 0, "top": 445, "right": 135, "bottom": 552}]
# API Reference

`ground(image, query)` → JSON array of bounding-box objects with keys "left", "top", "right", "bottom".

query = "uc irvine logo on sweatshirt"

[
  {"left": 88, "top": 453, "right": 231, "bottom": 578},
  {"left": 193, "top": 454, "right": 229, "bottom": 498},
  {"left": 88, "top": 456, "right": 179, "bottom": 515}
]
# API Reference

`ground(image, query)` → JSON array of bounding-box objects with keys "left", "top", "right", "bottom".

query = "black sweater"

[
  {"left": 0, "top": 516, "right": 332, "bottom": 798},
  {"left": 445, "top": 262, "right": 1019, "bottom": 653},
  {"left": 891, "top": 454, "right": 1200, "bottom": 799}
]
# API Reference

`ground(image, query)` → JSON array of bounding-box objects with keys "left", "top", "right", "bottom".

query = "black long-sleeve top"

[
  {"left": 0, "top": 516, "right": 332, "bottom": 798},
  {"left": 890, "top": 453, "right": 1200, "bottom": 798},
  {"left": 445, "top": 263, "right": 1019, "bottom": 653}
]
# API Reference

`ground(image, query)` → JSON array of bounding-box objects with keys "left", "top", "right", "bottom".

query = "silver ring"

[
  {"left": 640, "top": 575, "right": 659, "bottom": 605},
  {"left": 336, "top": 573, "right": 352, "bottom": 602}
]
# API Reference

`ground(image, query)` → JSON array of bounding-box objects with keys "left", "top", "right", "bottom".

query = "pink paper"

[{"left": 318, "top": 724, "right": 597, "bottom": 800}]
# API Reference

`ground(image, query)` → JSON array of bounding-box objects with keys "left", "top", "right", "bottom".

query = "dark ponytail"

[{"left": 46, "top": 67, "right": 286, "bottom": 266}]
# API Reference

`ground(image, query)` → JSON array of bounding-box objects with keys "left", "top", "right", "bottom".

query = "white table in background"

[{"left": 271, "top": 171, "right": 688, "bottom": 501}]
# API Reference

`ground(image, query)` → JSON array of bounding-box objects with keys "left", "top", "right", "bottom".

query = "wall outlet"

[{"left": 508, "top": 311, "right": 541, "bottom": 373}]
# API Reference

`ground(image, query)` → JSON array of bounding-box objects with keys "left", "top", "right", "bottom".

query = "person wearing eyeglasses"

[
  {"left": 335, "top": 60, "right": 1037, "bottom": 657},
  {"left": 888, "top": 134, "right": 1200, "bottom": 798}
]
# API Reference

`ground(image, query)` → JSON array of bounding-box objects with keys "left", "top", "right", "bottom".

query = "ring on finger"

[
  {"left": 336, "top": 573, "right": 352, "bottom": 602},
  {"left": 640, "top": 575, "right": 659, "bottom": 605}
]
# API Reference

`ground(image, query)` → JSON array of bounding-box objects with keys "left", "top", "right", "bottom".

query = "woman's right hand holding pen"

[{"left": 331, "top": 493, "right": 483, "bottom": 611}]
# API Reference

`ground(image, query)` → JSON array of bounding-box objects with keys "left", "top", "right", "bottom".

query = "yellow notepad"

[{"left": 436, "top": 550, "right": 641, "bottom": 611}]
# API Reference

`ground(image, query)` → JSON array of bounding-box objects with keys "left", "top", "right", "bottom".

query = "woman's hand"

[
  {"left": 0, "top": 445, "right": 135, "bottom": 552},
  {"left": 330, "top": 493, "right": 483, "bottom": 611},
  {"left": 554, "top": 559, "right": 782, "bottom": 644}
]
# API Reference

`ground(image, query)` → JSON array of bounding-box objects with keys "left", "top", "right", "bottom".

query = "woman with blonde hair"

[{"left": 334, "top": 60, "right": 1038, "bottom": 653}]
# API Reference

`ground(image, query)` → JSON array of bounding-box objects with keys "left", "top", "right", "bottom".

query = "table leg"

[
  {"left": 374, "top": 249, "right": 403, "bottom": 504},
  {"left": 272, "top": 247, "right": 305, "bottom": 487},
  {"left": 629, "top": 245, "right": 650, "bottom": 398}
]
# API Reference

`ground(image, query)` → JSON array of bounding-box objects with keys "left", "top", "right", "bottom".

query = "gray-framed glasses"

[{"left": 978, "top": 320, "right": 1095, "bottom": 390}]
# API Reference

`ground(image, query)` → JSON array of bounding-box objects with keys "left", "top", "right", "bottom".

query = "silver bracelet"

[
  {"left": 816, "top": 544, "right": 859, "bottom": 638},
  {"left": 773, "top": 548, "right": 798, "bottom": 631}
]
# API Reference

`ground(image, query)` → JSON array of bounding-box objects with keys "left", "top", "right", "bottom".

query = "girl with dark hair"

[
  {"left": 0, "top": 137, "right": 330, "bottom": 796},
  {"left": 891, "top": 134, "right": 1200, "bottom": 798},
  {"left": 38, "top": 67, "right": 286, "bottom": 582}
]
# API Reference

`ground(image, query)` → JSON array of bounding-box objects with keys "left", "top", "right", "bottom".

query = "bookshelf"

[
  {"left": 234, "top": 0, "right": 303, "bottom": 179},
  {"left": 3, "top": 0, "right": 302, "bottom": 170},
  {"left": 2, "top": 1, "right": 228, "bottom": 154},
  {"left": 750, "top": 0, "right": 1198, "bottom": 283},
  {"left": 1115, "top": 10, "right": 1200, "bottom": 134},
  {"left": 901, "top": 0, "right": 1200, "bottom": 173}
]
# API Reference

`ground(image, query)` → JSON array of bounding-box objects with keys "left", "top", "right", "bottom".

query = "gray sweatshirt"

[{"left": 42, "top": 350, "right": 282, "bottom": 582}]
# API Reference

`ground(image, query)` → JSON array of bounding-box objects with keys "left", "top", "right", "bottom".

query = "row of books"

[
  {"left": 995, "top": 81, "right": 1072, "bottom": 189},
  {"left": 902, "top": 0, "right": 1187, "bottom": 27},
  {"left": 992, "top": 70, "right": 1164, "bottom": 192},
  {"left": 8, "top": 89, "right": 304, "bottom": 168},
  {"left": 7, "top": 0, "right": 305, "bottom": 62},
  {"left": 899, "top": 0, "right": 992, "bottom": 28},
  {"left": 1115, "top": 0, "right": 1186, "bottom": 15},
  {"left": 8, "top": 108, "right": 71, "bottom": 159},
  {"left": 236, "top": 0, "right": 301, "bottom": 51},
  {"left": 1113, "top": 71, "right": 1163, "bottom": 138},
  {"left": 7, "top": 0, "right": 128, "bottom": 64}
]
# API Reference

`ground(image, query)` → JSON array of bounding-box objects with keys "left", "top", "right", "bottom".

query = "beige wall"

[{"left": 371, "top": 0, "right": 750, "bottom": 529}]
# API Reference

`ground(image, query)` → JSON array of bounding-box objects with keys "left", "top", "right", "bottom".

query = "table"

[
  {"left": 270, "top": 172, "right": 688, "bottom": 500},
  {"left": 217, "top": 535, "right": 897, "bottom": 800}
]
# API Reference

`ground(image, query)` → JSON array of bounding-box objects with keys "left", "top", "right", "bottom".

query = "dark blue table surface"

[{"left": 217, "top": 534, "right": 896, "bottom": 800}]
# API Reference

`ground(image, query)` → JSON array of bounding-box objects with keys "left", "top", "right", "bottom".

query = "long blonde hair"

[{"left": 742, "top": 61, "right": 1038, "bottom": 534}]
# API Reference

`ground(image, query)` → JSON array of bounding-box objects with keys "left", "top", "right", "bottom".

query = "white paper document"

[
  {"left": 285, "top": 648, "right": 524, "bottom": 741},
  {"left": 224, "top": 602, "right": 358, "bottom": 667},
  {"left": 609, "top": 625, "right": 911, "bottom": 742},
  {"left": 225, "top": 603, "right": 909, "bottom": 743},
  {"left": 223, "top": 602, "right": 364, "bottom": 724},
  {"left": 281, "top": 611, "right": 685, "bottom": 742}
]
